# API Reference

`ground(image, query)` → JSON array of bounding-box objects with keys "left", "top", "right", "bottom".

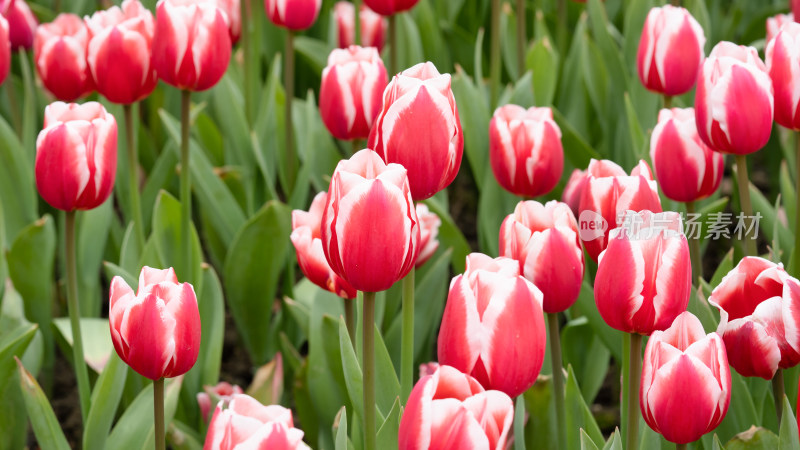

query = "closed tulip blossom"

[
  {"left": 320, "top": 46, "right": 388, "bottom": 141},
  {"left": 334, "top": 1, "right": 384, "bottom": 51},
  {"left": 650, "top": 108, "right": 724, "bottom": 203},
  {"left": 695, "top": 42, "right": 774, "bottom": 154},
  {"left": 264, "top": 0, "right": 321, "bottom": 31},
  {"left": 499, "top": 200, "right": 584, "bottom": 313},
  {"left": 368, "top": 61, "right": 463, "bottom": 200},
  {"left": 767, "top": 22, "right": 800, "bottom": 131},
  {"left": 636, "top": 5, "right": 705, "bottom": 96},
  {"left": 34, "top": 14, "right": 94, "bottom": 101},
  {"left": 363, "top": 0, "right": 419, "bottom": 16},
  {"left": 321, "top": 149, "right": 419, "bottom": 293},
  {"left": 561, "top": 168, "right": 586, "bottom": 217},
  {"left": 152, "top": 0, "right": 231, "bottom": 92},
  {"left": 204, "top": 394, "right": 310, "bottom": 449},
  {"left": 709, "top": 257, "right": 800, "bottom": 379},
  {"left": 85, "top": 0, "right": 158, "bottom": 105},
  {"left": 640, "top": 312, "right": 731, "bottom": 444},
  {"left": 437, "top": 253, "right": 546, "bottom": 398},
  {"left": 109, "top": 266, "right": 201, "bottom": 380},
  {"left": 211, "top": 0, "right": 241, "bottom": 43},
  {"left": 35, "top": 102, "right": 117, "bottom": 211},
  {"left": 291, "top": 191, "right": 356, "bottom": 299},
  {"left": 794, "top": 0, "right": 800, "bottom": 21},
  {"left": 2, "top": 0, "right": 37, "bottom": 51},
  {"left": 0, "top": 15, "right": 8, "bottom": 86},
  {"left": 594, "top": 211, "right": 691, "bottom": 335},
  {"left": 415, "top": 203, "right": 440, "bottom": 268},
  {"left": 489, "top": 105, "right": 564, "bottom": 198},
  {"left": 766, "top": 13, "right": 792, "bottom": 46},
  {"left": 399, "top": 365, "right": 513, "bottom": 450}
]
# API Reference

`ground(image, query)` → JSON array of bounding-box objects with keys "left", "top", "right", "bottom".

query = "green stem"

[
  {"left": 65, "top": 211, "right": 91, "bottom": 424},
  {"left": 363, "top": 291, "right": 377, "bottom": 450},
  {"left": 124, "top": 103, "right": 145, "bottom": 249},
  {"left": 242, "top": 0, "right": 253, "bottom": 125},
  {"left": 516, "top": 0, "right": 526, "bottom": 78},
  {"left": 344, "top": 298, "right": 356, "bottom": 346},
  {"left": 548, "top": 313, "right": 565, "bottom": 450},
  {"left": 735, "top": 154, "right": 757, "bottom": 257},
  {"left": 663, "top": 95, "right": 672, "bottom": 109},
  {"left": 354, "top": 0, "right": 362, "bottom": 45},
  {"left": 773, "top": 369, "right": 785, "bottom": 424},
  {"left": 401, "top": 269, "right": 415, "bottom": 402},
  {"left": 686, "top": 201, "right": 702, "bottom": 285},
  {"left": 676, "top": 444, "right": 687, "bottom": 450},
  {"left": 180, "top": 90, "right": 192, "bottom": 281},
  {"left": 490, "top": 0, "right": 502, "bottom": 108},
  {"left": 154, "top": 378, "right": 165, "bottom": 450},
  {"left": 792, "top": 132, "right": 800, "bottom": 275},
  {"left": 285, "top": 30, "right": 297, "bottom": 194},
  {"left": 352, "top": 138, "right": 361, "bottom": 154},
  {"left": 389, "top": 14, "right": 397, "bottom": 77},
  {"left": 626, "top": 333, "right": 642, "bottom": 450}
]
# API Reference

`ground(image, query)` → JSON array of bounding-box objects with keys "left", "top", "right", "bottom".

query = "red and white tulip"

[
  {"left": 363, "top": 0, "right": 420, "bottom": 16},
  {"left": 766, "top": 13, "right": 792, "bottom": 46},
  {"left": 334, "top": 1, "right": 385, "bottom": 51},
  {"left": 2, "top": 0, "right": 37, "bottom": 51},
  {"left": 415, "top": 203, "right": 440, "bottom": 268},
  {"left": 264, "top": 0, "right": 321, "bottom": 31},
  {"left": 766, "top": 21, "right": 800, "bottom": 131},
  {"left": 34, "top": 14, "right": 94, "bottom": 101},
  {"left": 204, "top": 394, "right": 310, "bottom": 449}
]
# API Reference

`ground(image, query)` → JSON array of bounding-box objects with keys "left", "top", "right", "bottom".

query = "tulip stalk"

[
  {"left": 663, "top": 95, "right": 672, "bottom": 109},
  {"left": 516, "top": 0, "right": 526, "bottom": 77},
  {"left": 734, "top": 154, "right": 757, "bottom": 257},
  {"left": 124, "top": 103, "right": 145, "bottom": 249},
  {"left": 626, "top": 333, "right": 643, "bottom": 450},
  {"left": 154, "top": 377, "right": 166, "bottom": 450},
  {"left": 686, "top": 201, "right": 702, "bottom": 284},
  {"left": 401, "top": 269, "right": 415, "bottom": 402},
  {"left": 180, "top": 90, "right": 193, "bottom": 281},
  {"left": 65, "top": 211, "right": 91, "bottom": 423},
  {"left": 363, "top": 290, "right": 377, "bottom": 450},
  {"left": 354, "top": 0, "right": 361, "bottom": 45},
  {"left": 793, "top": 132, "right": 800, "bottom": 276},
  {"left": 344, "top": 299, "right": 356, "bottom": 345},
  {"left": 548, "top": 313, "right": 566, "bottom": 450},
  {"left": 773, "top": 369, "right": 784, "bottom": 424},
  {"left": 285, "top": 30, "right": 297, "bottom": 193},
  {"left": 490, "top": 0, "right": 501, "bottom": 108}
]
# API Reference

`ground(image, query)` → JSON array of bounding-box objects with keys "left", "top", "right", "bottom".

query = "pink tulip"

[
  {"left": 594, "top": 211, "right": 691, "bottom": 335},
  {"left": 197, "top": 381, "right": 244, "bottom": 423},
  {"left": 767, "top": 21, "right": 800, "bottom": 131},
  {"left": 636, "top": 5, "right": 705, "bottom": 96},
  {"left": 499, "top": 200, "right": 584, "bottom": 314},
  {"left": 321, "top": 149, "right": 419, "bottom": 292},
  {"left": 709, "top": 257, "right": 800, "bottom": 379},
  {"left": 695, "top": 42, "right": 774, "bottom": 154},
  {"left": 640, "top": 312, "right": 731, "bottom": 444},
  {"left": 1, "top": 0, "right": 37, "bottom": 51},
  {"left": 319, "top": 46, "right": 388, "bottom": 140},
  {"left": 368, "top": 61, "right": 463, "bottom": 200},
  {"left": 35, "top": 102, "right": 117, "bottom": 211},
  {"left": 204, "top": 394, "right": 310, "bottom": 449},
  {"left": 650, "top": 108, "right": 724, "bottom": 202},
  {"left": 766, "top": 13, "right": 792, "bottom": 46},
  {"left": 561, "top": 168, "right": 586, "bottom": 217},
  {"left": 489, "top": 105, "right": 564, "bottom": 198},
  {"left": 210, "top": 0, "right": 241, "bottom": 43},
  {"left": 291, "top": 191, "right": 357, "bottom": 299},
  {"left": 363, "top": 0, "right": 420, "bottom": 16},
  {"left": 415, "top": 203, "right": 440, "bottom": 268},
  {"left": 152, "top": 0, "right": 231, "bottom": 92},
  {"left": 0, "top": 15, "right": 9, "bottom": 86},
  {"left": 34, "top": 13, "right": 94, "bottom": 101},
  {"left": 334, "top": 1, "right": 384, "bottom": 51},
  {"left": 399, "top": 365, "right": 513, "bottom": 450},
  {"left": 264, "top": 0, "right": 321, "bottom": 31},
  {"left": 109, "top": 266, "right": 201, "bottom": 380},
  {"left": 437, "top": 253, "right": 546, "bottom": 397}
]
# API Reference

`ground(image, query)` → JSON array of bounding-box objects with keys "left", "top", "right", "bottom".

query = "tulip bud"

[
  {"left": 489, "top": 105, "right": 564, "bottom": 198},
  {"left": 500, "top": 200, "right": 584, "bottom": 313},
  {"left": 577, "top": 159, "right": 662, "bottom": 261},
  {"left": 369, "top": 61, "right": 463, "bottom": 200},
  {"left": 636, "top": 5, "right": 705, "bottom": 96},
  {"left": 109, "top": 266, "right": 201, "bottom": 380},
  {"left": 767, "top": 21, "right": 800, "bottom": 131},
  {"left": 85, "top": 0, "right": 158, "bottom": 105},
  {"left": 321, "top": 149, "right": 420, "bottom": 292},
  {"left": 2, "top": 0, "right": 37, "bottom": 51},
  {"left": 291, "top": 191, "right": 357, "bottom": 299},
  {"left": 363, "top": 0, "right": 420, "bottom": 16},
  {"left": 152, "top": 0, "right": 231, "bottom": 92},
  {"left": 0, "top": 15, "right": 9, "bottom": 86},
  {"left": 204, "top": 394, "right": 310, "bottom": 449},
  {"left": 437, "top": 253, "right": 546, "bottom": 397},
  {"left": 34, "top": 14, "right": 94, "bottom": 101},
  {"left": 415, "top": 203, "right": 440, "bottom": 268},
  {"left": 640, "top": 312, "right": 731, "bottom": 444},
  {"left": 35, "top": 102, "right": 117, "bottom": 211},
  {"left": 264, "top": 0, "right": 321, "bottom": 31},
  {"left": 650, "top": 108, "right": 724, "bottom": 202},
  {"left": 594, "top": 211, "right": 691, "bottom": 335},
  {"left": 320, "top": 46, "right": 388, "bottom": 140},
  {"left": 399, "top": 365, "right": 513, "bottom": 450},
  {"left": 695, "top": 41, "right": 774, "bottom": 154},
  {"left": 709, "top": 257, "right": 800, "bottom": 379},
  {"left": 196, "top": 381, "right": 243, "bottom": 423},
  {"left": 334, "top": 1, "right": 385, "bottom": 51},
  {"left": 766, "top": 13, "right": 792, "bottom": 46}
]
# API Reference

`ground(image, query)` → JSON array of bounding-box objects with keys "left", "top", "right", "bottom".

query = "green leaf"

[
  {"left": 376, "top": 398, "right": 401, "bottom": 450},
  {"left": 565, "top": 365, "right": 604, "bottom": 450},
  {"left": 339, "top": 316, "right": 364, "bottom": 422},
  {"left": 750, "top": 181, "right": 793, "bottom": 256},
  {"left": 0, "top": 322, "right": 38, "bottom": 392},
  {"left": 603, "top": 429, "right": 623, "bottom": 450},
  {"left": 452, "top": 68, "right": 491, "bottom": 189},
  {"left": 779, "top": 396, "right": 800, "bottom": 450},
  {"left": 580, "top": 429, "right": 600, "bottom": 450},
  {"left": 515, "top": 397, "right": 528, "bottom": 450},
  {"left": 183, "top": 264, "right": 225, "bottom": 399},
  {"left": 561, "top": 317, "right": 610, "bottom": 404},
  {"left": 53, "top": 318, "right": 113, "bottom": 374},
  {"left": 717, "top": 373, "right": 760, "bottom": 444},
  {"left": 725, "top": 427, "right": 779, "bottom": 450},
  {"left": 17, "top": 358, "right": 70, "bottom": 450},
  {"left": 713, "top": 434, "right": 726, "bottom": 450},
  {"left": 83, "top": 353, "right": 129, "bottom": 450},
  {"left": 334, "top": 407, "right": 349, "bottom": 450},
  {"left": 0, "top": 114, "right": 36, "bottom": 243},
  {"left": 106, "top": 377, "right": 183, "bottom": 450},
  {"left": 102, "top": 262, "right": 137, "bottom": 290},
  {"left": 526, "top": 36, "right": 559, "bottom": 106},
  {"left": 151, "top": 190, "right": 204, "bottom": 285},
  {"left": 373, "top": 323, "right": 401, "bottom": 417},
  {"left": 623, "top": 93, "right": 647, "bottom": 162},
  {"left": 422, "top": 198, "right": 470, "bottom": 273},
  {"left": 572, "top": 281, "right": 622, "bottom": 362},
  {"left": 553, "top": 108, "right": 601, "bottom": 169},
  {"left": 77, "top": 200, "right": 113, "bottom": 316}
]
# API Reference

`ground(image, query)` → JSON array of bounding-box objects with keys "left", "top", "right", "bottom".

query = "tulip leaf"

[
  {"left": 53, "top": 318, "right": 113, "bottom": 374},
  {"left": 141, "top": 142, "right": 179, "bottom": 230},
  {"left": 477, "top": 170, "right": 519, "bottom": 255},
  {"left": 151, "top": 190, "right": 204, "bottom": 286},
  {"left": 623, "top": 93, "right": 647, "bottom": 162},
  {"left": 77, "top": 199, "right": 113, "bottom": 316},
  {"left": 713, "top": 434, "right": 726, "bottom": 450},
  {"left": 514, "top": 397, "right": 527, "bottom": 450},
  {"left": 17, "top": 358, "right": 70, "bottom": 450},
  {"left": 167, "top": 419, "right": 204, "bottom": 450},
  {"left": 523, "top": 377, "right": 557, "bottom": 447},
  {"left": 0, "top": 113, "right": 36, "bottom": 244},
  {"left": 780, "top": 162, "right": 795, "bottom": 236},
  {"left": 603, "top": 429, "right": 623, "bottom": 450},
  {"left": 451, "top": 68, "right": 491, "bottom": 189},
  {"left": 572, "top": 281, "right": 622, "bottom": 362},
  {"left": 339, "top": 316, "right": 364, "bottom": 422},
  {"left": 334, "top": 406, "right": 348, "bottom": 450},
  {"left": 284, "top": 296, "right": 311, "bottom": 340},
  {"left": 580, "top": 429, "right": 600, "bottom": 450},
  {"left": 688, "top": 286, "right": 719, "bottom": 335},
  {"left": 423, "top": 197, "right": 470, "bottom": 273},
  {"left": 778, "top": 396, "right": 800, "bottom": 450},
  {"left": 376, "top": 398, "right": 401, "bottom": 450},
  {"left": 725, "top": 426, "right": 778, "bottom": 450},
  {"left": 373, "top": 323, "right": 401, "bottom": 417},
  {"left": 102, "top": 262, "right": 137, "bottom": 291},
  {"left": 621, "top": 0, "right": 655, "bottom": 70},
  {"left": 223, "top": 200, "right": 291, "bottom": 365},
  {"left": 552, "top": 108, "right": 601, "bottom": 170},
  {"left": 0, "top": 322, "right": 38, "bottom": 393},
  {"left": 83, "top": 353, "right": 128, "bottom": 450},
  {"left": 106, "top": 377, "right": 183, "bottom": 450},
  {"left": 183, "top": 264, "right": 225, "bottom": 403},
  {"left": 565, "top": 364, "right": 604, "bottom": 450},
  {"left": 561, "top": 317, "right": 610, "bottom": 404},
  {"left": 717, "top": 373, "right": 760, "bottom": 445},
  {"left": 749, "top": 181, "right": 793, "bottom": 256},
  {"left": 526, "top": 36, "right": 559, "bottom": 107}
]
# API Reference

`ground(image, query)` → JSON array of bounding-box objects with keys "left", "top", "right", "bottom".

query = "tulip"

[
  {"left": 334, "top": 2, "right": 385, "bottom": 51},
  {"left": 561, "top": 168, "right": 586, "bottom": 217},
  {"left": 636, "top": 5, "right": 705, "bottom": 97},
  {"left": 319, "top": 46, "right": 388, "bottom": 141},
  {"left": 399, "top": 365, "right": 513, "bottom": 450},
  {"left": 767, "top": 22, "right": 800, "bottom": 131},
  {"left": 2, "top": 0, "right": 36, "bottom": 51},
  {"left": 415, "top": 203, "right": 440, "bottom": 268},
  {"left": 709, "top": 257, "right": 800, "bottom": 379},
  {"left": 197, "top": 381, "right": 244, "bottom": 423},
  {"left": 650, "top": 108, "right": 724, "bottom": 203},
  {"left": 640, "top": 312, "right": 731, "bottom": 444},
  {"left": 794, "top": 0, "right": 800, "bottom": 21},
  {"left": 437, "top": 253, "right": 546, "bottom": 398},
  {"left": 594, "top": 210, "right": 692, "bottom": 335},
  {"left": 34, "top": 13, "right": 94, "bottom": 101},
  {"left": 0, "top": 15, "right": 9, "bottom": 86},
  {"left": 321, "top": 149, "right": 419, "bottom": 293},
  {"left": 35, "top": 102, "right": 117, "bottom": 211},
  {"left": 766, "top": 13, "right": 792, "bottom": 46},
  {"left": 499, "top": 200, "right": 583, "bottom": 313},
  {"left": 368, "top": 61, "right": 463, "bottom": 200},
  {"left": 152, "top": 0, "right": 231, "bottom": 92},
  {"left": 577, "top": 159, "right": 662, "bottom": 261},
  {"left": 291, "top": 191, "right": 357, "bottom": 299},
  {"left": 264, "top": 0, "right": 321, "bottom": 31},
  {"left": 211, "top": 0, "right": 241, "bottom": 43},
  {"left": 489, "top": 105, "right": 564, "bottom": 198},
  {"left": 363, "top": 0, "right": 419, "bottom": 16},
  {"left": 85, "top": 0, "right": 158, "bottom": 105},
  {"left": 204, "top": 394, "right": 310, "bottom": 449},
  {"left": 695, "top": 42, "right": 773, "bottom": 155}
]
